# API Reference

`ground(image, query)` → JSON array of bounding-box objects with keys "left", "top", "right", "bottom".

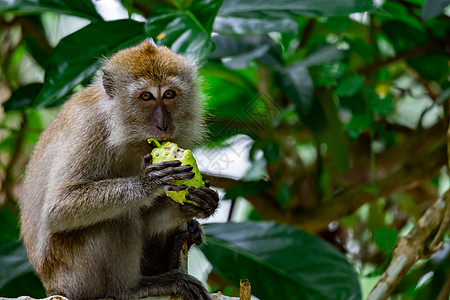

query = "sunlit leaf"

[
  {"left": 210, "top": 35, "right": 283, "bottom": 69},
  {"left": 34, "top": 20, "right": 146, "bottom": 108},
  {"left": 218, "top": 0, "right": 375, "bottom": 18},
  {"left": 421, "top": 0, "right": 450, "bottom": 20},
  {"left": 0, "top": 0, "right": 102, "bottom": 20},
  {"left": 202, "top": 221, "right": 362, "bottom": 300},
  {"left": 213, "top": 16, "right": 298, "bottom": 35},
  {"left": 145, "top": 0, "right": 223, "bottom": 60}
]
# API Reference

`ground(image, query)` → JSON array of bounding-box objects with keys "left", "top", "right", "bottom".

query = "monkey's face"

[{"left": 101, "top": 41, "right": 204, "bottom": 151}]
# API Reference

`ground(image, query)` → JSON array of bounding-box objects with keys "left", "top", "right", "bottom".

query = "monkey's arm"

[{"left": 45, "top": 161, "right": 194, "bottom": 233}]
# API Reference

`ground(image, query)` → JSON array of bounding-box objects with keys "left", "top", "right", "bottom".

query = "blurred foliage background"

[{"left": 1, "top": 0, "right": 450, "bottom": 299}]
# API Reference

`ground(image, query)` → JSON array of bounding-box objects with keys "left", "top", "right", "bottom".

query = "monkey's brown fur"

[{"left": 20, "top": 40, "right": 218, "bottom": 300}]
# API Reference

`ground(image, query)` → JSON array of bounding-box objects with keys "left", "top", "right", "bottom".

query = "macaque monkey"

[{"left": 19, "top": 40, "right": 219, "bottom": 300}]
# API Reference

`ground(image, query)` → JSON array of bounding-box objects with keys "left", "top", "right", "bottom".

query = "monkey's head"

[{"left": 101, "top": 40, "right": 205, "bottom": 151}]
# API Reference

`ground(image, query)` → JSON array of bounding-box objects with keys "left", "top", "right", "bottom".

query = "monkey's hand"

[
  {"left": 179, "top": 186, "right": 219, "bottom": 219},
  {"left": 165, "top": 220, "right": 204, "bottom": 270},
  {"left": 141, "top": 160, "right": 194, "bottom": 193},
  {"left": 141, "top": 269, "right": 210, "bottom": 300}
]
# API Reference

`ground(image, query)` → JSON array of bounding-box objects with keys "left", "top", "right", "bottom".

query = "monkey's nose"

[{"left": 157, "top": 125, "right": 168, "bottom": 131}]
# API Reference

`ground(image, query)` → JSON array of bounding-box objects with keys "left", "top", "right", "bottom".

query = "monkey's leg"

[
  {"left": 164, "top": 219, "right": 203, "bottom": 271},
  {"left": 114, "top": 269, "right": 210, "bottom": 300},
  {"left": 142, "top": 220, "right": 203, "bottom": 275}
]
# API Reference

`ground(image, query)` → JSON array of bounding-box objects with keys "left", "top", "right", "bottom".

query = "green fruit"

[{"left": 148, "top": 139, "right": 204, "bottom": 205}]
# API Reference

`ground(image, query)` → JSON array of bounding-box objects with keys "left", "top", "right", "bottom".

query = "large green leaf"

[
  {"left": 213, "top": 16, "right": 298, "bottom": 35},
  {"left": 209, "top": 35, "right": 283, "bottom": 69},
  {"left": 276, "top": 62, "right": 314, "bottom": 114},
  {"left": 0, "top": 240, "right": 34, "bottom": 289},
  {"left": 218, "top": 0, "right": 375, "bottom": 18},
  {"left": 223, "top": 181, "right": 271, "bottom": 199},
  {"left": 145, "top": 0, "right": 223, "bottom": 60},
  {"left": 201, "top": 221, "right": 361, "bottom": 300},
  {"left": 382, "top": 20, "right": 427, "bottom": 53},
  {"left": 0, "top": 206, "right": 20, "bottom": 244},
  {"left": 3, "top": 83, "right": 43, "bottom": 112},
  {"left": 0, "top": 0, "right": 102, "bottom": 20},
  {"left": 421, "top": 0, "right": 450, "bottom": 20},
  {"left": 34, "top": 20, "right": 146, "bottom": 108}
]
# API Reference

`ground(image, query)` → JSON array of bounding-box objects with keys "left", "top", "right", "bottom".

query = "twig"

[
  {"left": 367, "top": 193, "right": 449, "bottom": 300},
  {"left": 0, "top": 111, "right": 27, "bottom": 204},
  {"left": 240, "top": 279, "right": 251, "bottom": 300}
]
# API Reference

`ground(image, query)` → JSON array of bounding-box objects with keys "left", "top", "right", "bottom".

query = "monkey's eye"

[
  {"left": 140, "top": 92, "right": 154, "bottom": 101},
  {"left": 163, "top": 89, "right": 176, "bottom": 99}
]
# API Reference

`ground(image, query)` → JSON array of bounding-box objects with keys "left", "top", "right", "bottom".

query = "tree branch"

[
  {"left": 367, "top": 192, "right": 449, "bottom": 300},
  {"left": 287, "top": 146, "right": 447, "bottom": 232}
]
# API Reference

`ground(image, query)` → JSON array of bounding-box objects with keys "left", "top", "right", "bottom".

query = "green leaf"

[
  {"left": 302, "top": 45, "right": 346, "bottom": 68},
  {"left": 0, "top": 272, "right": 46, "bottom": 298},
  {"left": 213, "top": 17, "right": 298, "bottom": 35},
  {"left": 301, "top": 90, "right": 349, "bottom": 173},
  {"left": 277, "top": 183, "right": 292, "bottom": 206},
  {"left": 335, "top": 75, "right": 364, "bottom": 97},
  {"left": 375, "top": 228, "right": 398, "bottom": 253},
  {"left": 3, "top": 83, "right": 43, "bottom": 112},
  {"left": 346, "top": 37, "right": 374, "bottom": 62},
  {"left": 421, "top": 0, "right": 450, "bottom": 20},
  {"left": 224, "top": 181, "right": 271, "bottom": 199},
  {"left": 0, "top": 206, "right": 20, "bottom": 244},
  {"left": 0, "top": 0, "right": 102, "bottom": 20},
  {"left": 0, "top": 240, "right": 33, "bottom": 289},
  {"left": 382, "top": 20, "right": 427, "bottom": 53},
  {"left": 366, "top": 90, "right": 393, "bottom": 116},
  {"left": 345, "top": 114, "right": 373, "bottom": 140},
  {"left": 218, "top": 0, "right": 375, "bottom": 18},
  {"left": 299, "top": 90, "right": 350, "bottom": 173},
  {"left": 202, "top": 221, "right": 362, "bottom": 300},
  {"left": 201, "top": 62, "right": 258, "bottom": 121},
  {"left": 262, "top": 140, "right": 282, "bottom": 163},
  {"left": 210, "top": 35, "right": 283, "bottom": 69},
  {"left": 407, "top": 51, "right": 450, "bottom": 82},
  {"left": 367, "top": 201, "right": 386, "bottom": 234},
  {"left": 276, "top": 62, "right": 314, "bottom": 114},
  {"left": 145, "top": 0, "right": 223, "bottom": 60},
  {"left": 34, "top": 20, "right": 146, "bottom": 108}
]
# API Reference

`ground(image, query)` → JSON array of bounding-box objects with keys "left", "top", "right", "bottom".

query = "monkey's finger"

[
  {"left": 146, "top": 160, "right": 181, "bottom": 171},
  {"left": 187, "top": 220, "right": 203, "bottom": 246},
  {"left": 188, "top": 186, "right": 219, "bottom": 208},
  {"left": 163, "top": 184, "right": 188, "bottom": 192},
  {"left": 185, "top": 194, "right": 214, "bottom": 217},
  {"left": 160, "top": 172, "right": 195, "bottom": 182},
  {"left": 171, "top": 165, "right": 194, "bottom": 174},
  {"left": 190, "top": 186, "right": 218, "bottom": 199},
  {"left": 150, "top": 166, "right": 193, "bottom": 179}
]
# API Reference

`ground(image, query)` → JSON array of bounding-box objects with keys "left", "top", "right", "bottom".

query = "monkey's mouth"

[{"left": 146, "top": 138, "right": 168, "bottom": 153}]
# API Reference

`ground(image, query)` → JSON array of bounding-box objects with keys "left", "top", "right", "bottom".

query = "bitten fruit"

[{"left": 148, "top": 138, "right": 204, "bottom": 205}]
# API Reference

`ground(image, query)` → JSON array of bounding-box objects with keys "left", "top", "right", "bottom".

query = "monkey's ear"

[{"left": 102, "top": 68, "right": 115, "bottom": 98}]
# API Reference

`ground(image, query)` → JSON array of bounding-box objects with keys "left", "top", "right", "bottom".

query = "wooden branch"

[
  {"left": 288, "top": 146, "right": 447, "bottom": 232},
  {"left": 367, "top": 192, "right": 449, "bottom": 300}
]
